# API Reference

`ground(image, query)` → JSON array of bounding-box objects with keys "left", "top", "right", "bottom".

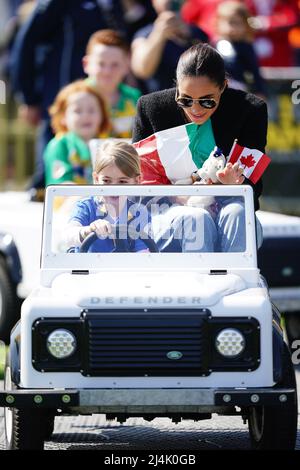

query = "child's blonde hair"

[
  {"left": 86, "top": 29, "right": 130, "bottom": 55},
  {"left": 94, "top": 140, "right": 141, "bottom": 177},
  {"left": 49, "top": 80, "right": 111, "bottom": 134}
]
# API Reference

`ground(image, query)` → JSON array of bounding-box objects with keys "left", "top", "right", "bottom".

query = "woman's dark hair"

[{"left": 176, "top": 43, "right": 226, "bottom": 89}]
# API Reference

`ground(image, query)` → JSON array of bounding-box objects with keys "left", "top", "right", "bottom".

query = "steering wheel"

[{"left": 79, "top": 223, "right": 159, "bottom": 253}]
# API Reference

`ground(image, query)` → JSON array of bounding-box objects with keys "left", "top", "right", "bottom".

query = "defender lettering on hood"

[{"left": 88, "top": 296, "right": 202, "bottom": 305}]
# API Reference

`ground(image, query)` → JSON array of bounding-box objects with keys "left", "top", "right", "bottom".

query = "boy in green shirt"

[{"left": 83, "top": 29, "right": 141, "bottom": 139}]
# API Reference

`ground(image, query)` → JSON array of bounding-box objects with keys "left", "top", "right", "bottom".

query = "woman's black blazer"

[{"left": 132, "top": 87, "right": 268, "bottom": 210}]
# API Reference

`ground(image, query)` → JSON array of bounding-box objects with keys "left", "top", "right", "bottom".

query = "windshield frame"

[{"left": 41, "top": 184, "right": 257, "bottom": 273}]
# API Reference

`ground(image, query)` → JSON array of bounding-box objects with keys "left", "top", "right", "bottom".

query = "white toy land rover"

[{"left": 1, "top": 184, "right": 298, "bottom": 450}]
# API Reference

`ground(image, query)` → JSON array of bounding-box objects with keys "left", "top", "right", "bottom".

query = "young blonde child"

[
  {"left": 65, "top": 140, "right": 150, "bottom": 253},
  {"left": 82, "top": 29, "right": 141, "bottom": 138},
  {"left": 44, "top": 80, "right": 110, "bottom": 185}
]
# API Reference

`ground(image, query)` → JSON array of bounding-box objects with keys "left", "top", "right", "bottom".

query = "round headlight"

[
  {"left": 47, "top": 329, "right": 76, "bottom": 359},
  {"left": 215, "top": 328, "right": 245, "bottom": 357}
]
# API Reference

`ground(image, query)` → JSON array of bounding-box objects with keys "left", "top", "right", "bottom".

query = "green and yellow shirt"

[
  {"left": 44, "top": 132, "right": 93, "bottom": 185},
  {"left": 87, "top": 79, "right": 141, "bottom": 138}
]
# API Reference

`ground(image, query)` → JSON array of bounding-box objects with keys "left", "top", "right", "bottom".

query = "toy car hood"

[{"left": 51, "top": 270, "right": 247, "bottom": 308}]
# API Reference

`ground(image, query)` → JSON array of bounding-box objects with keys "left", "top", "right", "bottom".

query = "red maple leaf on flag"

[{"left": 240, "top": 154, "right": 256, "bottom": 168}]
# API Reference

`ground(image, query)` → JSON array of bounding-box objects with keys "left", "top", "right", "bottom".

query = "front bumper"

[{"left": 0, "top": 388, "right": 295, "bottom": 411}]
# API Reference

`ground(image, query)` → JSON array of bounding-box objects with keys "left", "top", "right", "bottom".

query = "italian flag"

[
  {"left": 133, "top": 123, "right": 211, "bottom": 184},
  {"left": 228, "top": 141, "right": 271, "bottom": 184}
]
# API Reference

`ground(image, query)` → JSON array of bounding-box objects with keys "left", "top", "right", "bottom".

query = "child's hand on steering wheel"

[{"left": 89, "top": 219, "right": 112, "bottom": 238}]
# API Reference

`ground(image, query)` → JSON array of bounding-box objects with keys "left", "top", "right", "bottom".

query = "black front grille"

[{"left": 82, "top": 310, "right": 209, "bottom": 376}]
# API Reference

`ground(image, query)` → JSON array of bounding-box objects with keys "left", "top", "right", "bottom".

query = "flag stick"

[{"left": 227, "top": 138, "right": 238, "bottom": 161}]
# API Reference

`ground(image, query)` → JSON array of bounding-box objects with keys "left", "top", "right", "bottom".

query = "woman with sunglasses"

[{"left": 132, "top": 42, "right": 268, "bottom": 252}]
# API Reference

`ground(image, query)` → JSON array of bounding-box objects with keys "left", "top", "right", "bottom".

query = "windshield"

[{"left": 51, "top": 192, "right": 246, "bottom": 254}]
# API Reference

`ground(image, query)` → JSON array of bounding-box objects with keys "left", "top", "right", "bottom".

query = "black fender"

[
  {"left": 0, "top": 232, "right": 22, "bottom": 284},
  {"left": 272, "top": 304, "right": 284, "bottom": 383},
  {"left": 9, "top": 320, "right": 21, "bottom": 385}
]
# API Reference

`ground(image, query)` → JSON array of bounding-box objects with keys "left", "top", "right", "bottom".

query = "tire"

[
  {"left": 44, "top": 413, "right": 55, "bottom": 440},
  {"left": 0, "top": 258, "right": 18, "bottom": 344},
  {"left": 4, "top": 353, "right": 55, "bottom": 450},
  {"left": 248, "top": 344, "right": 298, "bottom": 450}
]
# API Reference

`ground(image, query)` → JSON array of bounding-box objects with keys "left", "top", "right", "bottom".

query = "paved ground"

[{"left": 0, "top": 368, "right": 299, "bottom": 451}]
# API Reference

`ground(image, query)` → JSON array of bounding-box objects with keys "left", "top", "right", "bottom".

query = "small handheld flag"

[{"left": 227, "top": 140, "right": 271, "bottom": 184}]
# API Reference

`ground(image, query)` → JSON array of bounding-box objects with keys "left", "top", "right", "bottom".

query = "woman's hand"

[
  {"left": 89, "top": 219, "right": 112, "bottom": 238},
  {"left": 216, "top": 162, "right": 245, "bottom": 185}
]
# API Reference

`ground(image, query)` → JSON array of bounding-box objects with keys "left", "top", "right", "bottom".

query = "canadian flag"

[{"left": 228, "top": 141, "right": 271, "bottom": 184}]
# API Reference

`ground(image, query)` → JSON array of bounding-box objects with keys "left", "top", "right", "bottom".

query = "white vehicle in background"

[
  {"left": 0, "top": 184, "right": 297, "bottom": 450},
  {"left": 0, "top": 191, "right": 43, "bottom": 341},
  {"left": 256, "top": 210, "right": 300, "bottom": 345}
]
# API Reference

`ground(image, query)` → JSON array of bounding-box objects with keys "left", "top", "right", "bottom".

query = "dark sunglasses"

[{"left": 176, "top": 96, "right": 217, "bottom": 109}]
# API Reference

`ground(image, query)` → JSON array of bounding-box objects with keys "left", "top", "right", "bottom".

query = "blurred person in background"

[
  {"left": 9, "top": 0, "right": 126, "bottom": 194},
  {"left": 44, "top": 80, "right": 110, "bottom": 186},
  {"left": 0, "top": 0, "right": 36, "bottom": 82},
  {"left": 245, "top": 0, "right": 300, "bottom": 67},
  {"left": 131, "top": 0, "right": 208, "bottom": 94},
  {"left": 121, "top": 0, "right": 156, "bottom": 40},
  {"left": 83, "top": 29, "right": 141, "bottom": 139},
  {"left": 214, "top": 1, "right": 266, "bottom": 96},
  {"left": 182, "top": 0, "right": 299, "bottom": 67},
  {"left": 181, "top": 0, "right": 224, "bottom": 39}
]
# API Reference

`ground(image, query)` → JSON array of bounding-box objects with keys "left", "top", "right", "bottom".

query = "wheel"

[
  {"left": 0, "top": 258, "right": 18, "bottom": 343},
  {"left": 4, "top": 354, "right": 55, "bottom": 450},
  {"left": 248, "top": 344, "right": 298, "bottom": 450},
  {"left": 284, "top": 312, "right": 300, "bottom": 348}
]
